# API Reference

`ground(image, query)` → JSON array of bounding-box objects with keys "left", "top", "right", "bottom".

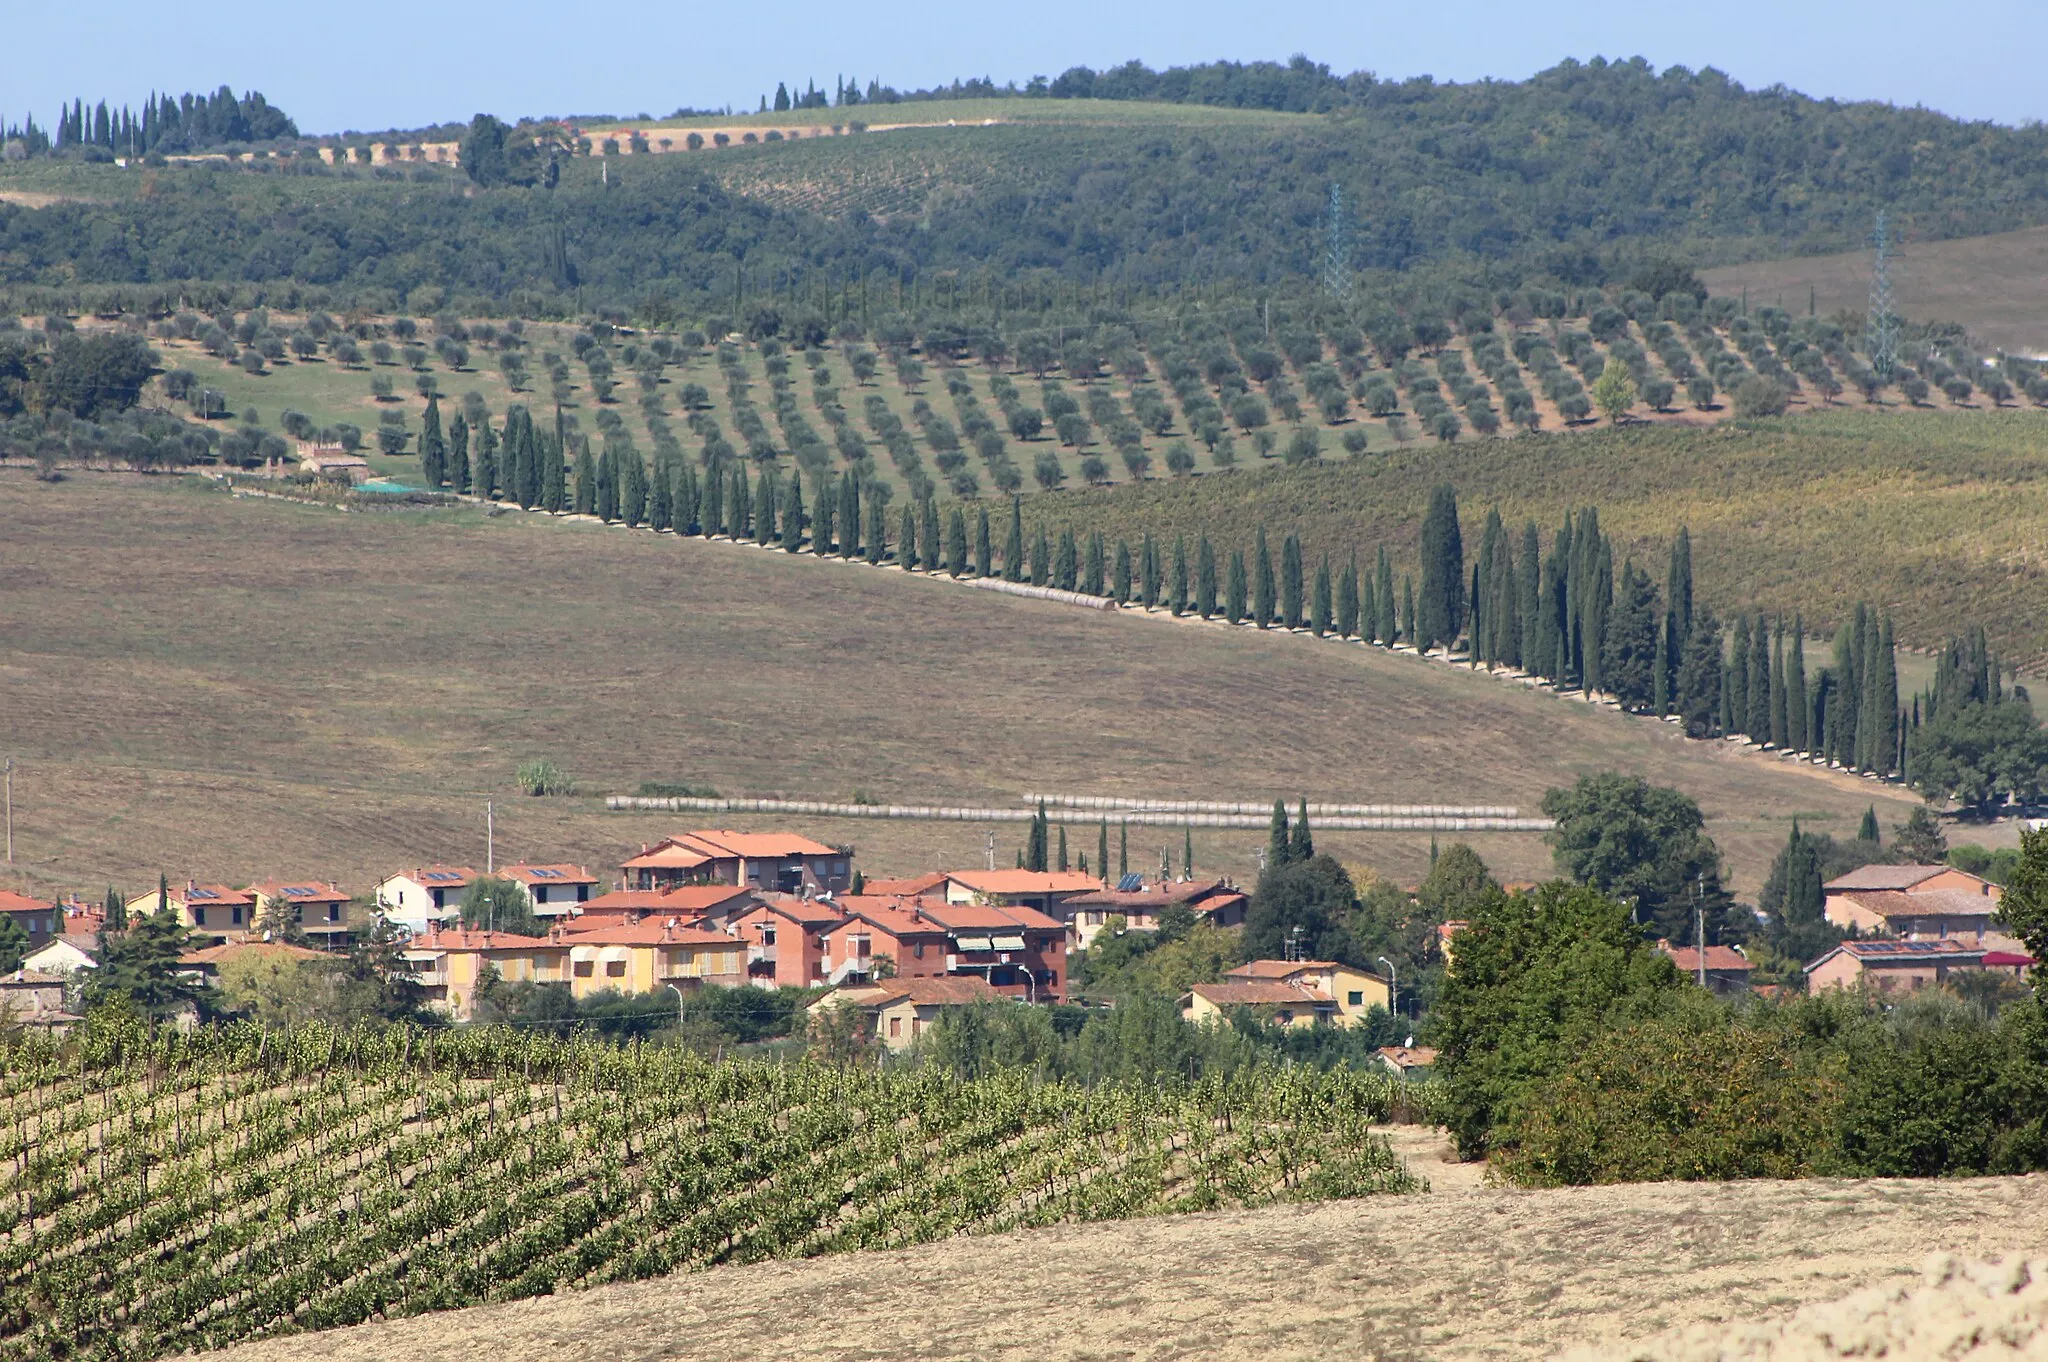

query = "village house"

[
  {"left": 24, "top": 934, "right": 97, "bottom": 976},
  {"left": 621, "top": 831, "right": 850, "bottom": 894},
  {"left": 908, "top": 897, "right": 1068, "bottom": 1001},
  {"left": 397, "top": 925, "right": 574, "bottom": 1020},
  {"left": 728, "top": 895, "right": 849, "bottom": 988},
  {"left": 573, "top": 884, "right": 760, "bottom": 932},
  {"left": 296, "top": 442, "right": 370, "bottom": 482},
  {"left": 557, "top": 918, "right": 746, "bottom": 996},
  {"left": 373, "top": 867, "right": 478, "bottom": 933},
  {"left": 807, "top": 976, "right": 1006, "bottom": 1052},
  {"left": 1180, "top": 981, "right": 1337, "bottom": 1029},
  {"left": 1657, "top": 940, "right": 1755, "bottom": 995},
  {"left": 176, "top": 939, "right": 329, "bottom": 985},
  {"left": 1823, "top": 864, "right": 2008, "bottom": 946},
  {"left": 1224, "top": 960, "right": 1389, "bottom": 1024},
  {"left": 246, "top": 881, "right": 357, "bottom": 949},
  {"left": 128, "top": 881, "right": 257, "bottom": 945},
  {"left": 499, "top": 864, "right": 598, "bottom": 919},
  {"left": 1377, "top": 1045, "right": 1438, "bottom": 1079},
  {"left": 0, "top": 970, "right": 78, "bottom": 1034},
  {"left": 1983, "top": 950, "right": 2037, "bottom": 980},
  {"left": 936, "top": 869, "right": 1103, "bottom": 923},
  {"left": 1058, "top": 878, "right": 1250, "bottom": 950},
  {"left": 1805, "top": 938, "right": 1988, "bottom": 993},
  {"left": 815, "top": 896, "right": 954, "bottom": 986},
  {"left": 0, "top": 890, "right": 61, "bottom": 944}
]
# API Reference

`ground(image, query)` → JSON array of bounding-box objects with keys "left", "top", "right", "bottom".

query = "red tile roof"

[
  {"left": 669, "top": 830, "right": 841, "bottom": 860},
  {"left": 561, "top": 921, "right": 739, "bottom": 949},
  {"left": 823, "top": 896, "right": 951, "bottom": 939},
  {"left": 1187, "top": 981, "right": 1330, "bottom": 1007},
  {"left": 736, "top": 895, "right": 849, "bottom": 927},
  {"left": 405, "top": 927, "right": 570, "bottom": 953},
  {"left": 498, "top": 863, "right": 597, "bottom": 887},
  {"left": 1823, "top": 864, "right": 1950, "bottom": 892},
  {"left": 870, "top": 976, "right": 1006, "bottom": 1006},
  {"left": 0, "top": 891, "right": 54, "bottom": 913},
  {"left": 1066, "top": 879, "right": 1241, "bottom": 909},
  {"left": 168, "top": 884, "right": 253, "bottom": 907},
  {"left": 620, "top": 841, "right": 716, "bottom": 870},
  {"left": 1658, "top": 942, "right": 1754, "bottom": 973},
  {"left": 247, "top": 880, "right": 349, "bottom": 905},
  {"left": 179, "top": 940, "right": 328, "bottom": 966},
  {"left": 1228, "top": 959, "right": 1345, "bottom": 980},
  {"left": 650, "top": 885, "right": 759, "bottom": 913},
  {"left": 915, "top": 900, "right": 1063, "bottom": 933},
  {"left": 943, "top": 870, "right": 1104, "bottom": 896},
  {"left": 1832, "top": 888, "right": 2001, "bottom": 919},
  {"left": 861, "top": 872, "right": 949, "bottom": 897},
  {"left": 1808, "top": 939, "right": 1987, "bottom": 970}
]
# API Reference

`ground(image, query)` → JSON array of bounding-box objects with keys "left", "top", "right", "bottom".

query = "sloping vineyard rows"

[{"left": 0, "top": 1023, "right": 1415, "bottom": 1360}]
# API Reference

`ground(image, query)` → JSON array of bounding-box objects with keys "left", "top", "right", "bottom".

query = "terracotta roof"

[
  {"left": 499, "top": 863, "right": 597, "bottom": 887},
  {"left": 1658, "top": 942, "right": 1754, "bottom": 973},
  {"left": 573, "top": 890, "right": 685, "bottom": 916},
  {"left": 943, "top": 870, "right": 1104, "bottom": 896},
  {"left": 404, "top": 926, "right": 570, "bottom": 953},
  {"left": 1227, "top": 959, "right": 1345, "bottom": 980},
  {"left": 1187, "top": 981, "right": 1330, "bottom": 1007},
  {"left": 1066, "top": 879, "right": 1239, "bottom": 909},
  {"left": 649, "top": 885, "right": 759, "bottom": 913},
  {"left": 1833, "top": 888, "right": 2001, "bottom": 919},
  {"left": 1378, "top": 1045, "right": 1438, "bottom": 1068},
  {"left": 823, "top": 896, "right": 950, "bottom": 938},
  {"left": 671, "top": 830, "right": 841, "bottom": 860},
  {"left": 167, "top": 884, "right": 253, "bottom": 907},
  {"left": 0, "top": 970, "right": 66, "bottom": 986},
  {"left": 861, "top": 872, "right": 949, "bottom": 897},
  {"left": 247, "top": 880, "right": 349, "bottom": 905},
  {"left": 1823, "top": 864, "right": 1949, "bottom": 892},
  {"left": 0, "top": 891, "right": 54, "bottom": 913},
  {"left": 561, "top": 921, "right": 740, "bottom": 949},
  {"left": 869, "top": 976, "right": 1006, "bottom": 1006},
  {"left": 737, "top": 895, "right": 849, "bottom": 927},
  {"left": 1808, "top": 939, "right": 1987, "bottom": 971},
  {"left": 915, "top": 900, "right": 1063, "bottom": 933},
  {"left": 386, "top": 866, "right": 478, "bottom": 889},
  {"left": 620, "top": 842, "right": 715, "bottom": 870},
  {"left": 178, "top": 941, "right": 328, "bottom": 966}
]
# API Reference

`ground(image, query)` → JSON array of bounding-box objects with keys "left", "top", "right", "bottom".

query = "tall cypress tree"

[
  {"left": 594, "top": 446, "right": 618, "bottom": 522},
  {"left": 1196, "top": 536, "right": 1218, "bottom": 618},
  {"left": 1518, "top": 522, "right": 1542, "bottom": 675},
  {"left": 1474, "top": 509, "right": 1502, "bottom": 663},
  {"left": 1140, "top": 532, "right": 1160, "bottom": 608},
  {"left": 702, "top": 459, "right": 725, "bottom": 534},
  {"left": 1360, "top": 559, "right": 1377, "bottom": 646},
  {"left": 1057, "top": 824, "right": 1069, "bottom": 873},
  {"left": 863, "top": 484, "right": 886, "bottom": 563},
  {"left": 418, "top": 392, "right": 446, "bottom": 488},
  {"left": 1083, "top": 530, "right": 1105, "bottom": 596},
  {"left": 1253, "top": 527, "right": 1275, "bottom": 629},
  {"left": 573, "top": 441, "right": 597, "bottom": 516},
  {"left": 649, "top": 452, "right": 673, "bottom": 530},
  {"left": 1788, "top": 617, "right": 1810, "bottom": 753},
  {"left": 1226, "top": 550, "right": 1247, "bottom": 624},
  {"left": 1375, "top": 547, "right": 1397, "bottom": 646},
  {"left": 1290, "top": 797, "right": 1314, "bottom": 862},
  {"left": 1280, "top": 533, "right": 1304, "bottom": 629},
  {"left": 1336, "top": 550, "right": 1359, "bottom": 638},
  {"left": 676, "top": 462, "right": 699, "bottom": 534},
  {"left": 919, "top": 495, "right": 939, "bottom": 569},
  {"left": 1170, "top": 535, "right": 1189, "bottom": 616},
  {"left": 1729, "top": 614, "right": 1751, "bottom": 737},
  {"left": 1401, "top": 575, "right": 1417, "bottom": 648},
  {"left": 1053, "top": 527, "right": 1077, "bottom": 590},
  {"left": 475, "top": 417, "right": 498, "bottom": 500},
  {"left": 542, "top": 431, "right": 565, "bottom": 512},
  {"left": 1748, "top": 613, "right": 1771, "bottom": 742},
  {"left": 1030, "top": 525, "right": 1050, "bottom": 586},
  {"left": 841, "top": 473, "right": 862, "bottom": 559},
  {"left": 1113, "top": 541, "right": 1132, "bottom": 604},
  {"left": 1417, "top": 483, "right": 1465, "bottom": 654},
  {"left": 779, "top": 477, "right": 804, "bottom": 551},
  {"left": 1666, "top": 526, "right": 1694, "bottom": 654},
  {"left": 898, "top": 502, "right": 918, "bottom": 568},
  {"left": 623, "top": 447, "right": 649, "bottom": 527},
  {"left": 1829, "top": 612, "right": 1860, "bottom": 766},
  {"left": 1770, "top": 621, "right": 1789, "bottom": 749},
  {"left": 1097, "top": 820, "right": 1110, "bottom": 886},
  {"left": 973, "top": 504, "right": 991, "bottom": 575},
  {"left": 1119, "top": 821, "right": 1129, "bottom": 878},
  {"left": 1004, "top": 497, "right": 1024, "bottom": 581},
  {"left": 756, "top": 467, "right": 778, "bottom": 545},
  {"left": 1311, "top": 554, "right": 1333, "bottom": 637},
  {"left": 1675, "top": 605, "right": 1724, "bottom": 738},
  {"left": 730, "top": 465, "right": 752, "bottom": 538},
  {"left": 946, "top": 506, "right": 969, "bottom": 576},
  {"left": 1267, "top": 799, "right": 1291, "bottom": 868},
  {"left": 448, "top": 413, "right": 470, "bottom": 493}
]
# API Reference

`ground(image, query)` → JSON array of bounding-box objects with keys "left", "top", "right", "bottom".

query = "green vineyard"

[{"left": 0, "top": 1022, "right": 1416, "bottom": 1360}]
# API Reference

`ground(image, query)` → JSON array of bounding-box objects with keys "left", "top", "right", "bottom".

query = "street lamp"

[
  {"left": 665, "top": 982, "right": 686, "bottom": 1031},
  {"left": 1377, "top": 956, "right": 1398, "bottom": 1019}
]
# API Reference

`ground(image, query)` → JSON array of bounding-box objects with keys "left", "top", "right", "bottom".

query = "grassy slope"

[
  {"left": 209, "top": 1172, "right": 2048, "bottom": 1362},
  {"left": 1703, "top": 225, "right": 2048, "bottom": 356},
  {"left": 1013, "top": 406, "right": 2048, "bottom": 665},
  {"left": 0, "top": 472, "right": 1916, "bottom": 904}
]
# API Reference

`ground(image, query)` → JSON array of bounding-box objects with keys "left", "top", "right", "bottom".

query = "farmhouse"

[
  {"left": 499, "top": 864, "right": 598, "bottom": 918},
  {"left": 1656, "top": 940, "right": 1755, "bottom": 994},
  {"left": 1823, "top": 864, "right": 2005, "bottom": 942},
  {"left": 621, "top": 831, "right": 850, "bottom": 894},
  {"left": 1805, "top": 938, "right": 1987, "bottom": 993},
  {"left": 374, "top": 866, "right": 478, "bottom": 932},
  {"left": 1059, "top": 877, "right": 1249, "bottom": 950},
  {"left": 1225, "top": 960, "right": 1389, "bottom": 1024},
  {"left": 246, "top": 880, "right": 356, "bottom": 949},
  {"left": 0, "top": 970, "right": 78, "bottom": 1033},
  {"left": 807, "top": 976, "right": 1006, "bottom": 1052},
  {"left": 1181, "top": 981, "right": 1336, "bottom": 1029},
  {"left": 23, "top": 935, "right": 97, "bottom": 975}
]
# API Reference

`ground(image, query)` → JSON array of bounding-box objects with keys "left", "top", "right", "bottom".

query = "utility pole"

[
  {"left": 985, "top": 830, "right": 996, "bottom": 871},
  {"left": 1695, "top": 874, "right": 1708, "bottom": 989},
  {"left": 4, "top": 757, "right": 11, "bottom": 864}
]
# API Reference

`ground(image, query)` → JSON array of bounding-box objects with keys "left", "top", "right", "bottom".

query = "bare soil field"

[
  {"left": 0, "top": 473, "right": 1917, "bottom": 902},
  {"left": 208, "top": 1156, "right": 2048, "bottom": 1362}
]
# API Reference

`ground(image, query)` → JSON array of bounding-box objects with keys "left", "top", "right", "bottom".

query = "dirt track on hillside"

[{"left": 211, "top": 1131, "right": 2048, "bottom": 1362}]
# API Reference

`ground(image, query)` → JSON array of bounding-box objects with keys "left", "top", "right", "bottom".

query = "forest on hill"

[{"left": 3, "top": 58, "right": 2048, "bottom": 322}]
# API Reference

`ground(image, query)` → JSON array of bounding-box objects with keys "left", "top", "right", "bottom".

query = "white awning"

[
  {"left": 570, "top": 945, "right": 601, "bottom": 962},
  {"left": 991, "top": 934, "right": 1027, "bottom": 951},
  {"left": 599, "top": 946, "right": 632, "bottom": 963},
  {"left": 954, "top": 935, "right": 994, "bottom": 951}
]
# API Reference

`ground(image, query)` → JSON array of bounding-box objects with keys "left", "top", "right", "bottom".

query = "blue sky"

[{"left": 6, "top": 0, "right": 2045, "bottom": 134}]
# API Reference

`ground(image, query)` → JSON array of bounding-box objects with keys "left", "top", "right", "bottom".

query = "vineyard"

[{"left": 0, "top": 1021, "right": 1415, "bottom": 1361}]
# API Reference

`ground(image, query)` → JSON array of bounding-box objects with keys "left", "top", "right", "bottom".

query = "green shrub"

[{"left": 516, "top": 758, "right": 573, "bottom": 796}]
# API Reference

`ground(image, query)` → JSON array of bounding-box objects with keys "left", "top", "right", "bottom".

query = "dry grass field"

[
  {"left": 206, "top": 1145, "right": 2048, "bottom": 1362},
  {"left": 0, "top": 471, "right": 1919, "bottom": 903},
  {"left": 1703, "top": 225, "right": 2048, "bottom": 356}
]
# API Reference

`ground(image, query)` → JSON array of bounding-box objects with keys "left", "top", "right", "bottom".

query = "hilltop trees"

[{"left": 1541, "top": 772, "right": 1733, "bottom": 944}]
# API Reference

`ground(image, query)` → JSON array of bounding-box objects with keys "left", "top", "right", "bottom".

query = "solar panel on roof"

[
  {"left": 1116, "top": 873, "right": 1145, "bottom": 893},
  {"left": 424, "top": 872, "right": 460, "bottom": 882},
  {"left": 189, "top": 888, "right": 218, "bottom": 900},
  {"left": 530, "top": 868, "right": 562, "bottom": 879}
]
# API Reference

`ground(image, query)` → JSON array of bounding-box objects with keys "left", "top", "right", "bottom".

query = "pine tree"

[
  {"left": 418, "top": 392, "right": 446, "bottom": 488},
  {"left": 946, "top": 506, "right": 969, "bottom": 576},
  {"left": 1311, "top": 554, "right": 1333, "bottom": 637},
  {"left": 1417, "top": 483, "right": 1466, "bottom": 654},
  {"left": 1280, "top": 533, "right": 1304, "bottom": 629},
  {"left": 573, "top": 441, "right": 596, "bottom": 516},
  {"left": 1788, "top": 618, "right": 1810, "bottom": 753},
  {"left": 1375, "top": 547, "right": 1397, "bottom": 646},
  {"left": 1226, "top": 550, "right": 1247, "bottom": 624},
  {"left": 1196, "top": 536, "right": 1218, "bottom": 618},
  {"left": 899, "top": 502, "right": 919, "bottom": 568},
  {"left": 1253, "top": 527, "right": 1275, "bottom": 629},
  {"left": 1083, "top": 530, "right": 1104, "bottom": 596},
  {"left": 1748, "top": 613, "right": 1771, "bottom": 742},
  {"left": 1031, "top": 525, "right": 1050, "bottom": 586},
  {"left": 1113, "top": 541, "right": 1133, "bottom": 604},
  {"left": 1004, "top": 497, "right": 1024, "bottom": 581},
  {"left": 1170, "top": 535, "right": 1189, "bottom": 616},
  {"left": 974, "top": 504, "right": 992, "bottom": 576},
  {"left": 1336, "top": 551, "right": 1359, "bottom": 638},
  {"left": 1140, "top": 532, "right": 1160, "bottom": 608}
]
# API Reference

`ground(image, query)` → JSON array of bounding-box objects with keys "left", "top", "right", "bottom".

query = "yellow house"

[
  {"left": 1225, "top": 960, "right": 1390, "bottom": 1024},
  {"left": 557, "top": 920, "right": 745, "bottom": 998},
  {"left": 806, "top": 976, "right": 1005, "bottom": 1051},
  {"left": 399, "top": 927, "right": 572, "bottom": 1020},
  {"left": 1181, "top": 981, "right": 1337, "bottom": 1029}
]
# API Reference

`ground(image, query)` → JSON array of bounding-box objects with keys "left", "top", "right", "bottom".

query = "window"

[
  {"left": 605, "top": 960, "right": 626, "bottom": 978},
  {"left": 912, "top": 943, "right": 925, "bottom": 959},
  {"left": 761, "top": 925, "right": 777, "bottom": 946},
  {"left": 888, "top": 1016, "right": 902, "bottom": 1038},
  {"left": 1277, "top": 1010, "right": 1294, "bottom": 1024},
  {"left": 576, "top": 884, "right": 589, "bottom": 903},
  {"left": 327, "top": 904, "right": 341, "bottom": 923},
  {"left": 193, "top": 906, "right": 206, "bottom": 927},
  {"left": 431, "top": 888, "right": 445, "bottom": 908},
  {"left": 573, "top": 960, "right": 594, "bottom": 978},
  {"left": 1348, "top": 991, "right": 1363, "bottom": 1007}
]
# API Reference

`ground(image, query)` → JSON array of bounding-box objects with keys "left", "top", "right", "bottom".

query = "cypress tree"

[
  {"left": 1518, "top": 522, "right": 1542, "bottom": 675},
  {"left": 1196, "top": 536, "right": 1217, "bottom": 618},
  {"left": 1788, "top": 618, "right": 1809, "bottom": 753},
  {"left": 649, "top": 453, "right": 673, "bottom": 530},
  {"left": 573, "top": 441, "right": 597, "bottom": 515},
  {"left": 1729, "top": 614, "right": 1751, "bottom": 737},
  {"left": 1676, "top": 605, "right": 1723, "bottom": 738},
  {"left": 1057, "top": 824, "right": 1069, "bottom": 873},
  {"left": 520, "top": 412, "right": 544, "bottom": 509},
  {"left": 1653, "top": 613, "right": 1673, "bottom": 715},
  {"left": 1580, "top": 525, "right": 1612, "bottom": 696},
  {"left": 1280, "top": 533, "right": 1304, "bottom": 629},
  {"left": 623, "top": 448, "right": 649, "bottom": 527},
  {"left": 1311, "top": 554, "right": 1333, "bottom": 637},
  {"left": 1290, "top": 797, "right": 1314, "bottom": 862},
  {"left": 1829, "top": 613, "right": 1859, "bottom": 766},
  {"left": 1030, "top": 525, "right": 1050, "bottom": 586},
  {"left": 1360, "top": 560, "right": 1377, "bottom": 645},
  {"left": 946, "top": 506, "right": 969, "bottom": 576},
  {"left": 448, "top": 413, "right": 471, "bottom": 493},
  {"left": 1748, "top": 612, "right": 1771, "bottom": 742},
  {"left": 1113, "top": 541, "right": 1132, "bottom": 604},
  {"left": 676, "top": 462, "right": 699, "bottom": 534},
  {"left": 1184, "top": 825, "right": 1194, "bottom": 878},
  {"left": 1417, "top": 484, "right": 1465, "bottom": 654},
  {"left": 1769, "top": 621, "right": 1789, "bottom": 749},
  {"left": 1865, "top": 613, "right": 1898, "bottom": 775},
  {"left": 1140, "top": 532, "right": 1160, "bottom": 609},
  {"left": 899, "top": 502, "right": 918, "bottom": 568},
  {"left": 841, "top": 473, "right": 862, "bottom": 559},
  {"left": 1225, "top": 550, "right": 1247, "bottom": 624},
  {"left": 595, "top": 446, "right": 617, "bottom": 522},
  {"left": 1666, "top": 527, "right": 1693, "bottom": 653},
  {"left": 1336, "top": 550, "right": 1359, "bottom": 638},
  {"left": 778, "top": 477, "right": 802, "bottom": 550},
  {"left": 1119, "top": 821, "right": 1129, "bottom": 878},
  {"left": 1375, "top": 547, "right": 1396, "bottom": 646},
  {"left": 1083, "top": 530, "right": 1105, "bottom": 596},
  {"left": 702, "top": 460, "right": 724, "bottom": 534},
  {"left": 1267, "top": 799, "right": 1291, "bottom": 868},
  {"left": 864, "top": 485, "right": 887, "bottom": 564},
  {"left": 1098, "top": 820, "right": 1110, "bottom": 886},
  {"left": 756, "top": 468, "right": 778, "bottom": 545},
  {"left": 475, "top": 418, "right": 498, "bottom": 499},
  {"left": 1602, "top": 560, "right": 1660, "bottom": 710},
  {"left": 813, "top": 475, "right": 836, "bottom": 554},
  {"left": 1401, "top": 575, "right": 1417, "bottom": 648},
  {"left": 1170, "top": 535, "right": 1189, "bottom": 616},
  {"left": 418, "top": 392, "right": 446, "bottom": 487},
  {"left": 543, "top": 432, "right": 566, "bottom": 512},
  {"left": 1859, "top": 805, "right": 1880, "bottom": 843},
  {"left": 1053, "top": 527, "right": 1077, "bottom": 591},
  {"left": 974, "top": 505, "right": 992, "bottom": 576},
  {"left": 1004, "top": 497, "right": 1024, "bottom": 581},
  {"left": 1474, "top": 509, "right": 1502, "bottom": 663},
  {"left": 919, "top": 495, "right": 939, "bottom": 569},
  {"left": 1253, "top": 527, "right": 1275, "bottom": 629},
  {"left": 1026, "top": 800, "right": 1048, "bottom": 872}
]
